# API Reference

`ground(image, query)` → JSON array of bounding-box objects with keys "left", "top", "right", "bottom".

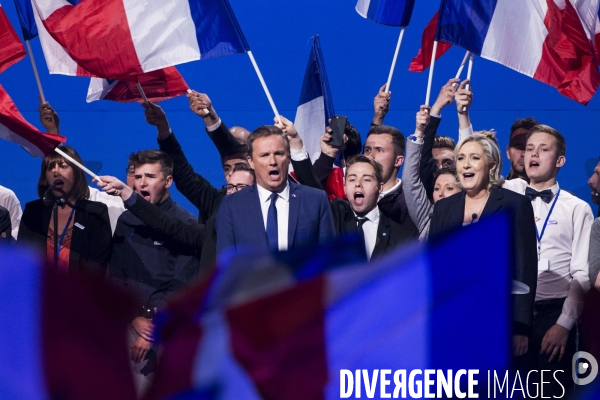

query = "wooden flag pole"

[
  {"left": 54, "top": 147, "right": 103, "bottom": 183},
  {"left": 385, "top": 27, "right": 406, "bottom": 93},
  {"left": 135, "top": 82, "right": 149, "bottom": 103},
  {"left": 455, "top": 50, "right": 471, "bottom": 80},
  {"left": 247, "top": 51, "right": 282, "bottom": 124},
  {"left": 424, "top": 41, "right": 439, "bottom": 106},
  {"left": 462, "top": 53, "right": 474, "bottom": 112},
  {"left": 25, "top": 40, "right": 46, "bottom": 103}
]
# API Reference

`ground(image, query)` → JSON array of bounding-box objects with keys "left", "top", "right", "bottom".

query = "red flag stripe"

[
  {"left": 0, "top": 6, "right": 26, "bottom": 74},
  {"left": 408, "top": 11, "right": 452, "bottom": 73}
]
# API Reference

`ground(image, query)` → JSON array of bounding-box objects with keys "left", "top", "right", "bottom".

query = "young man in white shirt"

[{"left": 504, "top": 125, "right": 593, "bottom": 397}]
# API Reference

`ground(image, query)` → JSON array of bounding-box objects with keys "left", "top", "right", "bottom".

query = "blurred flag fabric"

[
  {"left": 147, "top": 216, "right": 511, "bottom": 399},
  {"left": 31, "top": 0, "right": 250, "bottom": 79},
  {"left": 13, "top": 0, "right": 91, "bottom": 76},
  {"left": 355, "top": 0, "right": 416, "bottom": 27},
  {"left": 434, "top": 0, "right": 600, "bottom": 105},
  {"left": 0, "top": 85, "right": 65, "bottom": 157},
  {"left": 0, "top": 246, "right": 137, "bottom": 400},
  {"left": 408, "top": 11, "right": 452, "bottom": 72},
  {"left": 294, "top": 35, "right": 334, "bottom": 164},
  {"left": 0, "top": 3, "right": 26, "bottom": 74},
  {"left": 86, "top": 67, "right": 189, "bottom": 103}
]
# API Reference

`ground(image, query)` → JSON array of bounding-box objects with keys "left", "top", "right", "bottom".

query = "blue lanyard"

[
  {"left": 57, "top": 206, "right": 76, "bottom": 257},
  {"left": 535, "top": 188, "right": 560, "bottom": 244}
]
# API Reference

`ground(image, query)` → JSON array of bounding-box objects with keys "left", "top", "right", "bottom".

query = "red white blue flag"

[
  {"left": 0, "top": 4, "right": 26, "bottom": 74},
  {"left": 0, "top": 85, "right": 65, "bottom": 157},
  {"left": 32, "top": 0, "right": 250, "bottom": 79},
  {"left": 355, "top": 0, "right": 416, "bottom": 27}
]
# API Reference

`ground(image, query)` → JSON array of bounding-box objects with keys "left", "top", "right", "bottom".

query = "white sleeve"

[
  {"left": 87, "top": 187, "right": 126, "bottom": 234},
  {"left": 4, "top": 191, "right": 22, "bottom": 240},
  {"left": 458, "top": 124, "right": 474, "bottom": 141},
  {"left": 206, "top": 119, "right": 222, "bottom": 132}
]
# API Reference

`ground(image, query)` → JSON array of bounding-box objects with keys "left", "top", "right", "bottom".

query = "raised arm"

[
  {"left": 372, "top": 84, "right": 391, "bottom": 126},
  {"left": 455, "top": 79, "right": 474, "bottom": 140},
  {"left": 402, "top": 105, "right": 433, "bottom": 239}
]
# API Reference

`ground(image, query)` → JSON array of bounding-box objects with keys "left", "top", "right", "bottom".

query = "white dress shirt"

[
  {"left": 503, "top": 179, "right": 593, "bottom": 329},
  {"left": 355, "top": 207, "right": 380, "bottom": 260},
  {"left": 379, "top": 178, "right": 402, "bottom": 201},
  {"left": 256, "top": 183, "right": 290, "bottom": 251},
  {"left": 0, "top": 185, "right": 22, "bottom": 240}
]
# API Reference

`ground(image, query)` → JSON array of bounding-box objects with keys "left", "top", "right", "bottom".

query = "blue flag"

[{"left": 355, "top": 0, "right": 416, "bottom": 27}]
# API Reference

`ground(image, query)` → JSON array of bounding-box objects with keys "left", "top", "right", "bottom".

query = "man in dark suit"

[
  {"left": 216, "top": 126, "right": 335, "bottom": 255},
  {"left": 332, "top": 155, "right": 412, "bottom": 260}
]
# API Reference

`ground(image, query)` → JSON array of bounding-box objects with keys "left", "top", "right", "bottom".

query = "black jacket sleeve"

[
  {"left": 0, "top": 206, "right": 11, "bottom": 243},
  {"left": 205, "top": 120, "right": 240, "bottom": 159},
  {"left": 124, "top": 192, "right": 204, "bottom": 249},
  {"left": 82, "top": 201, "right": 112, "bottom": 277},
  {"left": 419, "top": 115, "right": 442, "bottom": 201},
  {"left": 291, "top": 156, "right": 324, "bottom": 190},
  {"left": 158, "top": 132, "right": 225, "bottom": 224},
  {"left": 313, "top": 152, "right": 336, "bottom": 189}
]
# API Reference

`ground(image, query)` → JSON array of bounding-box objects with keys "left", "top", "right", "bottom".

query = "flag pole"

[
  {"left": 25, "top": 40, "right": 46, "bottom": 103},
  {"left": 135, "top": 82, "right": 149, "bottom": 103},
  {"left": 247, "top": 51, "right": 282, "bottom": 124},
  {"left": 462, "top": 53, "right": 474, "bottom": 112},
  {"left": 455, "top": 50, "right": 470, "bottom": 80},
  {"left": 385, "top": 27, "right": 406, "bottom": 93},
  {"left": 186, "top": 89, "right": 210, "bottom": 115},
  {"left": 424, "top": 41, "right": 439, "bottom": 106},
  {"left": 54, "top": 147, "right": 103, "bottom": 183}
]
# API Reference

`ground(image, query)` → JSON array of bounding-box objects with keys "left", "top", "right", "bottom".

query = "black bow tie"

[{"left": 525, "top": 187, "right": 553, "bottom": 203}]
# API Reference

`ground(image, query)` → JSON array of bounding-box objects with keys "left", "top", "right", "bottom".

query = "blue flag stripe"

[
  {"left": 361, "top": 0, "right": 416, "bottom": 27},
  {"left": 435, "top": 0, "right": 499, "bottom": 54}
]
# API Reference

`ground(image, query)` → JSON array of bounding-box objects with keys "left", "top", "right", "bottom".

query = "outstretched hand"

[
  {"left": 39, "top": 99, "right": 60, "bottom": 135},
  {"left": 142, "top": 101, "right": 170, "bottom": 137},
  {"left": 94, "top": 175, "right": 133, "bottom": 201},
  {"left": 372, "top": 83, "right": 391, "bottom": 126},
  {"left": 431, "top": 78, "right": 459, "bottom": 115},
  {"left": 455, "top": 79, "right": 472, "bottom": 115}
]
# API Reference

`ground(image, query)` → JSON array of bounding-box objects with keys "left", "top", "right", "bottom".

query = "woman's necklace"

[{"left": 465, "top": 192, "right": 491, "bottom": 224}]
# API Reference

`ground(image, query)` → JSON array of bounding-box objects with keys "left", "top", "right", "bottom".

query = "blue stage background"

[{"left": 1, "top": 0, "right": 599, "bottom": 216}]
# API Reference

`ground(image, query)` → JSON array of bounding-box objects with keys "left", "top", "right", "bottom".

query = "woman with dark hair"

[{"left": 18, "top": 145, "right": 112, "bottom": 276}]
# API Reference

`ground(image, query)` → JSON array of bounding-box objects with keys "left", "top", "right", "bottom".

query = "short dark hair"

[
  {"left": 232, "top": 162, "right": 255, "bottom": 178},
  {"left": 247, "top": 126, "right": 290, "bottom": 158},
  {"left": 366, "top": 125, "right": 405, "bottom": 156},
  {"left": 433, "top": 165, "right": 461, "bottom": 189},
  {"left": 510, "top": 117, "right": 538, "bottom": 137},
  {"left": 526, "top": 124, "right": 566, "bottom": 157},
  {"left": 343, "top": 121, "right": 362, "bottom": 159},
  {"left": 222, "top": 144, "right": 249, "bottom": 162},
  {"left": 345, "top": 154, "right": 384, "bottom": 184},
  {"left": 433, "top": 136, "right": 455, "bottom": 151},
  {"left": 129, "top": 150, "right": 173, "bottom": 177},
  {"left": 38, "top": 145, "right": 90, "bottom": 201}
]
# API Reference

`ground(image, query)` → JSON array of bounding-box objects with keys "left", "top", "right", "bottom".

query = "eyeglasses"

[
  {"left": 125, "top": 166, "right": 135, "bottom": 177},
  {"left": 223, "top": 184, "right": 249, "bottom": 192}
]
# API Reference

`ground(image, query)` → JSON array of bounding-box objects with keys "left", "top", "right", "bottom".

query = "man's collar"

[
  {"left": 156, "top": 194, "right": 173, "bottom": 211},
  {"left": 380, "top": 178, "right": 401, "bottom": 199},
  {"left": 257, "top": 181, "right": 290, "bottom": 203},
  {"left": 354, "top": 206, "right": 380, "bottom": 224},
  {"left": 527, "top": 182, "right": 559, "bottom": 195}
]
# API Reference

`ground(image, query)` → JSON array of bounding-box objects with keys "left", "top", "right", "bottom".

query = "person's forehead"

[
  {"left": 223, "top": 157, "right": 247, "bottom": 166},
  {"left": 365, "top": 133, "right": 392, "bottom": 146},
  {"left": 433, "top": 148, "right": 454, "bottom": 157},
  {"left": 134, "top": 163, "right": 162, "bottom": 173},
  {"left": 229, "top": 171, "right": 254, "bottom": 183},
  {"left": 458, "top": 141, "right": 483, "bottom": 153},
  {"left": 526, "top": 131, "right": 556, "bottom": 146},
  {"left": 347, "top": 162, "right": 376, "bottom": 176},
  {"left": 435, "top": 174, "right": 455, "bottom": 184},
  {"left": 253, "top": 134, "right": 286, "bottom": 149}
]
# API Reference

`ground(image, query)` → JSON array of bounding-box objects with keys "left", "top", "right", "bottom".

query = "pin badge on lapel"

[
  {"left": 292, "top": 194, "right": 297, "bottom": 198},
  {"left": 383, "top": 233, "right": 387, "bottom": 236}
]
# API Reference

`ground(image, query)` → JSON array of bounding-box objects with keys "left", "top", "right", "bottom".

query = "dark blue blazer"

[{"left": 216, "top": 181, "right": 335, "bottom": 255}]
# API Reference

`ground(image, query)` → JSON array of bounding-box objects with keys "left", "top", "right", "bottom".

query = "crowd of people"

[{"left": 1, "top": 78, "right": 599, "bottom": 398}]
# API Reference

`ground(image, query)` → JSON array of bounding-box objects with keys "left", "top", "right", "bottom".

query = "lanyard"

[
  {"left": 57, "top": 206, "right": 76, "bottom": 257},
  {"left": 535, "top": 188, "right": 560, "bottom": 246}
]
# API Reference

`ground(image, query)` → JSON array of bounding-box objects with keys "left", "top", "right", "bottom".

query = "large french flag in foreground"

[
  {"left": 0, "top": 246, "right": 137, "bottom": 399},
  {"left": 0, "top": 85, "right": 65, "bottom": 157},
  {"left": 0, "top": 4, "right": 26, "bottom": 74},
  {"left": 294, "top": 35, "right": 334, "bottom": 164},
  {"left": 437, "top": 0, "right": 600, "bottom": 105},
  {"left": 148, "top": 216, "right": 511, "bottom": 399},
  {"left": 355, "top": 0, "right": 416, "bottom": 27},
  {"left": 32, "top": 0, "right": 250, "bottom": 79},
  {"left": 86, "top": 67, "right": 189, "bottom": 103}
]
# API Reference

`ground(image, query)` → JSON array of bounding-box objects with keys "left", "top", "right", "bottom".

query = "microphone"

[
  {"left": 471, "top": 213, "right": 478, "bottom": 224},
  {"left": 43, "top": 187, "right": 66, "bottom": 208}
]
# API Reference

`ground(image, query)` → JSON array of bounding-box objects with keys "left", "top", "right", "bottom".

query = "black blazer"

[
  {"left": 18, "top": 199, "right": 112, "bottom": 276},
  {"left": 0, "top": 206, "right": 10, "bottom": 243},
  {"left": 429, "top": 186, "right": 538, "bottom": 335},
  {"left": 331, "top": 199, "right": 413, "bottom": 259}
]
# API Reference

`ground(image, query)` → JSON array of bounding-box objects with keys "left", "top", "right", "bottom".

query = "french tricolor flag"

[
  {"left": 0, "top": 3, "right": 26, "bottom": 74},
  {"left": 294, "top": 35, "right": 334, "bottom": 164},
  {"left": 355, "top": 0, "right": 416, "bottom": 27},
  {"left": 436, "top": 0, "right": 600, "bottom": 104},
  {"left": 32, "top": 0, "right": 250, "bottom": 79},
  {"left": 147, "top": 216, "right": 511, "bottom": 399},
  {"left": 0, "top": 85, "right": 65, "bottom": 157},
  {"left": 86, "top": 67, "right": 189, "bottom": 103}
]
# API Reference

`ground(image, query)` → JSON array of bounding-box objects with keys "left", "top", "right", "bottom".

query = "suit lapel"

[
  {"left": 247, "top": 185, "right": 269, "bottom": 247},
  {"left": 481, "top": 187, "right": 504, "bottom": 218},
  {"left": 372, "top": 213, "right": 391, "bottom": 259},
  {"left": 287, "top": 182, "right": 300, "bottom": 247},
  {"left": 343, "top": 206, "right": 357, "bottom": 234},
  {"left": 69, "top": 203, "right": 84, "bottom": 272},
  {"left": 448, "top": 192, "right": 465, "bottom": 230}
]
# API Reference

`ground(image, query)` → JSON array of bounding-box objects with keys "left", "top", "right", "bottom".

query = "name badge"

[
  {"left": 548, "top": 220, "right": 558, "bottom": 225},
  {"left": 153, "top": 241, "right": 163, "bottom": 246},
  {"left": 74, "top": 222, "right": 85, "bottom": 230},
  {"left": 538, "top": 259, "right": 550, "bottom": 272}
]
